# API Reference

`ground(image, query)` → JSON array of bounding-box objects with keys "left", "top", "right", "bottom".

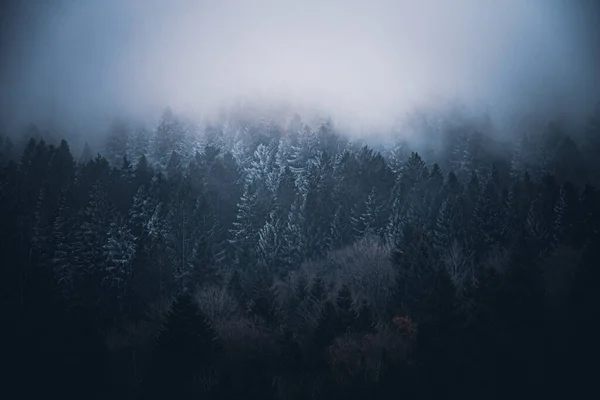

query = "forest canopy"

[{"left": 2, "top": 105, "right": 600, "bottom": 399}]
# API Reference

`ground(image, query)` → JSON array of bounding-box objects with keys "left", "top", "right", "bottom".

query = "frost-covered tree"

[
  {"left": 151, "top": 107, "right": 185, "bottom": 169},
  {"left": 76, "top": 182, "right": 113, "bottom": 277},
  {"left": 102, "top": 216, "right": 136, "bottom": 314},
  {"left": 450, "top": 129, "right": 475, "bottom": 182},
  {"left": 303, "top": 152, "right": 335, "bottom": 259},
  {"left": 127, "top": 126, "right": 150, "bottom": 165},
  {"left": 257, "top": 211, "right": 287, "bottom": 276},
  {"left": 353, "top": 187, "right": 383, "bottom": 237}
]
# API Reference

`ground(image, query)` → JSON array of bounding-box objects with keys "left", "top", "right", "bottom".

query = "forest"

[{"left": 1, "top": 105, "right": 600, "bottom": 400}]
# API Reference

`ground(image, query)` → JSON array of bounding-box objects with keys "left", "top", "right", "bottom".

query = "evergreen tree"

[
  {"left": 151, "top": 107, "right": 185, "bottom": 169},
  {"left": 141, "top": 293, "right": 220, "bottom": 400},
  {"left": 473, "top": 165, "right": 503, "bottom": 257},
  {"left": 353, "top": 187, "right": 383, "bottom": 237},
  {"left": 283, "top": 195, "right": 306, "bottom": 267},
  {"left": 257, "top": 211, "right": 287, "bottom": 276},
  {"left": 102, "top": 215, "right": 136, "bottom": 316},
  {"left": 127, "top": 126, "right": 150, "bottom": 165}
]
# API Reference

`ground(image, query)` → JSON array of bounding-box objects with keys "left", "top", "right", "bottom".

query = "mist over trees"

[{"left": 1, "top": 104, "right": 600, "bottom": 399}]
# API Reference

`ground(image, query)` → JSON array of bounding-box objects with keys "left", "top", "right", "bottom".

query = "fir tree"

[{"left": 141, "top": 293, "right": 220, "bottom": 400}]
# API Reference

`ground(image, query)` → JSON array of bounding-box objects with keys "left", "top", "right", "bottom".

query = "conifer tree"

[{"left": 141, "top": 293, "right": 220, "bottom": 400}]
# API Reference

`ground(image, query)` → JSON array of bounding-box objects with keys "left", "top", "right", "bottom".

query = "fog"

[{"left": 1, "top": 0, "right": 599, "bottom": 136}]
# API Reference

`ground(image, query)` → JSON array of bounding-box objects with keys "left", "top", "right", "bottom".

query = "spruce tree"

[{"left": 141, "top": 293, "right": 220, "bottom": 400}]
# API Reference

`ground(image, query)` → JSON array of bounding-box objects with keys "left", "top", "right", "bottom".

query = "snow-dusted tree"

[
  {"left": 151, "top": 107, "right": 185, "bottom": 169},
  {"left": 51, "top": 192, "right": 77, "bottom": 295},
  {"left": 450, "top": 129, "right": 475, "bottom": 182},
  {"left": 389, "top": 139, "right": 410, "bottom": 174},
  {"left": 303, "top": 152, "right": 335, "bottom": 259},
  {"left": 248, "top": 142, "right": 279, "bottom": 195},
  {"left": 103, "top": 216, "right": 136, "bottom": 314},
  {"left": 231, "top": 125, "right": 252, "bottom": 169},
  {"left": 127, "top": 125, "right": 149, "bottom": 166},
  {"left": 386, "top": 188, "right": 405, "bottom": 247},
  {"left": 441, "top": 240, "right": 475, "bottom": 294},
  {"left": 229, "top": 182, "right": 260, "bottom": 269},
  {"left": 76, "top": 182, "right": 113, "bottom": 278},
  {"left": 230, "top": 143, "right": 278, "bottom": 268},
  {"left": 287, "top": 124, "right": 317, "bottom": 185},
  {"left": 353, "top": 187, "right": 383, "bottom": 237},
  {"left": 257, "top": 211, "right": 287, "bottom": 276},
  {"left": 144, "top": 201, "right": 172, "bottom": 294}
]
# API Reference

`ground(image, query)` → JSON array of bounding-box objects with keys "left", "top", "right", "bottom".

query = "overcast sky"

[{"left": 1, "top": 0, "right": 599, "bottom": 134}]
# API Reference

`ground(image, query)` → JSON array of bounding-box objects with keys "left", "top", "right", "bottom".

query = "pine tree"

[
  {"left": 287, "top": 123, "right": 316, "bottom": 183},
  {"left": 353, "top": 187, "right": 382, "bottom": 237},
  {"left": 450, "top": 129, "right": 474, "bottom": 182},
  {"left": 102, "top": 216, "right": 136, "bottom": 316},
  {"left": 141, "top": 293, "right": 220, "bottom": 400},
  {"left": 473, "top": 166, "right": 503, "bottom": 256},
  {"left": 52, "top": 192, "right": 76, "bottom": 295},
  {"left": 389, "top": 227, "right": 438, "bottom": 318},
  {"left": 151, "top": 107, "right": 185, "bottom": 170},
  {"left": 76, "top": 182, "right": 112, "bottom": 280},
  {"left": 229, "top": 183, "right": 261, "bottom": 269},
  {"left": 283, "top": 195, "right": 306, "bottom": 267},
  {"left": 164, "top": 179, "right": 198, "bottom": 292},
  {"left": 257, "top": 211, "right": 286, "bottom": 276},
  {"left": 389, "top": 139, "right": 410, "bottom": 174},
  {"left": 127, "top": 126, "right": 149, "bottom": 166},
  {"left": 230, "top": 143, "right": 277, "bottom": 268},
  {"left": 433, "top": 199, "right": 452, "bottom": 254},
  {"left": 303, "top": 153, "right": 335, "bottom": 259}
]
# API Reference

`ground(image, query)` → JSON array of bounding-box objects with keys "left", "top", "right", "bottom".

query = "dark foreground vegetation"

[{"left": 1, "top": 107, "right": 600, "bottom": 399}]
